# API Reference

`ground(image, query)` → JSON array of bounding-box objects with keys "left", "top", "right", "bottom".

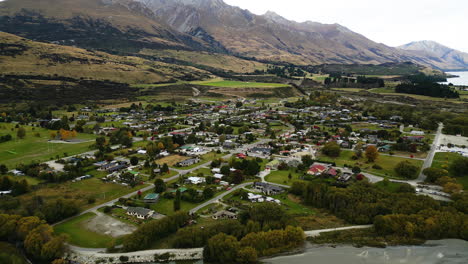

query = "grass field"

[
  {"left": 265, "top": 169, "right": 303, "bottom": 186},
  {"left": 54, "top": 212, "right": 115, "bottom": 248},
  {"left": 192, "top": 80, "right": 290, "bottom": 88},
  {"left": 432, "top": 152, "right": 468, "bottom": 189},
  {"left": 156, "top": 155, "right": 189, "bottom": 167},
  {"left": 21, "top": 178, "right": 147, "bottom": 211},
  {"left": 318, "top": 150, "right": 423, "bottom": 179},
  {"left": 0, "top": 123, "right": 95, "bottom": 168}
]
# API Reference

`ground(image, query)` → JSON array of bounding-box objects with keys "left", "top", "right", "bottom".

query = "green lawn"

[
  {"left": 0, "top": 123, "right": 95, "bottom": 168},
  {"left": 375, "top": 181, "right": 409, "bottom": 193},
  {"left": 149, "top": 198, "right": 198, "bottom": 216},
  {"left": 54, "top": 212, "right": 115, "bottom": 248},
  {"left": 192, "top": 80, "right": 290, "bottom": 88},
  {"left": 265, "top": 169, "right": 303, "bottom": 186},
  {"left": 272, "top": 193, "right": 315, "bottom": 215},
  {"left": 318, "top": 150, "right": 423, "bottom": 179}
]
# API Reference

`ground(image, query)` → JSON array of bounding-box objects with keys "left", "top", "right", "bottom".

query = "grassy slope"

[
  {"left": 0, "top": 32, "right": 208, "bottom": 84},
  {"left": 140, "top": 49, "right": 267, "bottom": 73}
]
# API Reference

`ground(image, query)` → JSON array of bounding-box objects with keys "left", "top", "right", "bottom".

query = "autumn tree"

[
  {"left": 423, "top": 167, "right": 449, "bottom": 183},
  {"left": 204, "top": 233, "right": 240, "bottom": 264},
  {"left": 365, "top": 145, "right": 379, "bottom": 162}
]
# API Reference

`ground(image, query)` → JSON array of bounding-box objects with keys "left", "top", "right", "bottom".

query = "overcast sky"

[{"left": 224, "top": 0, "right": 468, "bottom": 52}]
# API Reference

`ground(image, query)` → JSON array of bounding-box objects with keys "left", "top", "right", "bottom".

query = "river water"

[
  {"left": 444, "top": 71, "right": 468, "bottom": 86},
  {"left": 153, "top": 239, "right": 468, "bottom": 264},
  {"left": 263, "top": 239, "right": 468, "bottom": 264}
]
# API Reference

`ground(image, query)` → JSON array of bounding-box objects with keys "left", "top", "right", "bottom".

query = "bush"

[
  {"left": 119, "top": 256, "right": 129, "bottom": 262},
  {"left": 372, "top": 164, "right": 383, "bottom": 170}
]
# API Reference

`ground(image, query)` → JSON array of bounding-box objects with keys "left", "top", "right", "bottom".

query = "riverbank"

[{"left": 264, "top": 239, "right": 468, "bottom": 264}]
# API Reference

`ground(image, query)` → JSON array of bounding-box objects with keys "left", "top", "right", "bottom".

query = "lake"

[
  {"left": 263, "top": 239, "right": 468, "bottom": 264},
  {"left": 444, "top": 71, "right": 468, "bottom": 86}
]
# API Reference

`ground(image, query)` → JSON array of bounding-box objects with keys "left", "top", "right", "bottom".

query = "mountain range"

[{"left": 0, "top": 0, "right": 467, "bottom": 71}]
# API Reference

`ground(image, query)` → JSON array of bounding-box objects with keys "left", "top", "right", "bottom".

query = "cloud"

[{"left": 224, "top": 0, "right": 468, "bottom": 52}]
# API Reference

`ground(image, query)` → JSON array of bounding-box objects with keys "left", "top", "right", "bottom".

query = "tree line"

[{"left": 291, "top": 181, "right": 468, "bottom": 241}]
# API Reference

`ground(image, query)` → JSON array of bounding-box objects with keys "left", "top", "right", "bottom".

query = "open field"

[
  {"left": 21, "top": 178, "right": 147, "bottom": 211},
  {"left": 55, "top": 212, "right": 117, "bottom": 248},
  {"left": 0, "top": 124, "right": 95, "bottom": 168},
  {"left": 318, "top": 150, "right": 423, "bottom": 179},
  {"left": 191, "top": 80, "right": 290, "bottom": 88},
  {"left": 265, "top": 169, "right": 304, "bottom": 186},
  {"left": 156, "top": 155, "right": 189, "bottom": 167},
  {"left": 431, "top": 152, "right": 468, "bottom": 189}
]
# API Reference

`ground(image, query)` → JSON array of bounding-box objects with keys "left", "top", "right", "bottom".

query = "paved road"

[
  {"left": 305, "top": 225, "right": 373, "bottom": 237},
  {"left": 53, "top": 138, "right": 273, "bottom": 225},
  {"left": 417, "top": 123, "right": 444, "bottom": 182}
]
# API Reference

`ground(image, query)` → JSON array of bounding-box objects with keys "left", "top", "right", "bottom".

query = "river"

[
  {"left": 263, "top": 239, "right": 468, "bottom": 264},
  {"left": 444, "top": 71, "right": 468, "bottom": 86}
]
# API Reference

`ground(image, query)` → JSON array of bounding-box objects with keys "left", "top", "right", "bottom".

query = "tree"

[
  {"left": 24, "top": 224, "right": 53, "bottom": 258},
  {"left": 17, "top": 127, "right": 26, "bottom": 139},
  {"left": 394, "top": 161, "right": 419, "bottom": 179},
  {"left": 423, "top": 167, "right": 449, "bottom": 183},
  {"left": 40, "top": 234, "right": 67, "bottom": 260},
  {"left": 301, "top": 155, "right": 313, "bottom": 168},
  {"left": 203, "top": 187, "right": 215, "bottom": 200},
  {"left": 237, "top": 246, "right": 258, "bottom": 264},
  {"left": 154, "top": 179, "right": 166, "bottom": 193},
  {"left": 322, "top": 142, "right": 341, "bottom": 157},
  {"left": 449, "top": 157, "right": 468, "bottom": 177},
  {"left": 174, "top": 190, "right": 181, "bottom": 211},
  {"left": 161, "top": 163, "right": 169, "bottom": 174},
  {"left": 130, "top": 156, "right": 139, "bottom": 166},
  {"left": 204, "top": 233, "right": 240, "bottom": 264},
  {"left": 443, "top": 182, "right": 463, "bottom": 194},
  {"left": 352, "top": 166, "right": 361, "bottom": 174},
  {"left": 365, "top": 145, "right": 379, "bottom": 162}
]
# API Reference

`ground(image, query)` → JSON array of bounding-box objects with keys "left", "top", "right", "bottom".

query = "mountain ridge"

[{"left": 398, "top": 40, "right": 468, "bottom": 70}]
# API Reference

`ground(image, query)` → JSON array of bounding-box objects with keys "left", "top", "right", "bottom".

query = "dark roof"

[{"left": 127, "top": 207, "right": 153, "bottom": 216}]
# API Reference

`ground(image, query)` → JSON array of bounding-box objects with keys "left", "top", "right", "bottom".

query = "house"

[
  {"left": 126, "top": 207, "right": 154, "bottom": 219},
  {"left": 326, "top": 168, "right": 338, "bottom": 177},
  {"left": 178, "top": 158, "right": 200, "bottom": 167},
  {"left": 236, "top": 153, "right": 247, "bottom": 159},
  {"left": 186, "top": 177, "right": 206, "bottom": 185},
  {"left": 253, "top": 182, "right": 284, "bottom": 195},
  {"left": 247, "top": 193, "right": 281, "bottom": 204},
  {"left": 378, "top": 145, "right": 392, "bottom": 152},
  {"left": 338, "top": 172, "right": 352, "bottom": 182},
  {"left": 143, "top": 193, "right": 160, "bottom": 203},
  {"left": 410, "top": 130, "right": 425, "bottom": 136},
  {"left": 212, "top": 210, "right": 238, "bottom": 220},
  {"left": 307, "top": 164, "right": 328, "bottom": 175}
]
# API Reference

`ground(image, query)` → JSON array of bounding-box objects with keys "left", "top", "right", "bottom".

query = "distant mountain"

[
  {"left": 0, "top": 0, "right": 463, "bottom": 71},
  {"left": 398, "top": 41, "right": 468, "bottom": 70}
]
